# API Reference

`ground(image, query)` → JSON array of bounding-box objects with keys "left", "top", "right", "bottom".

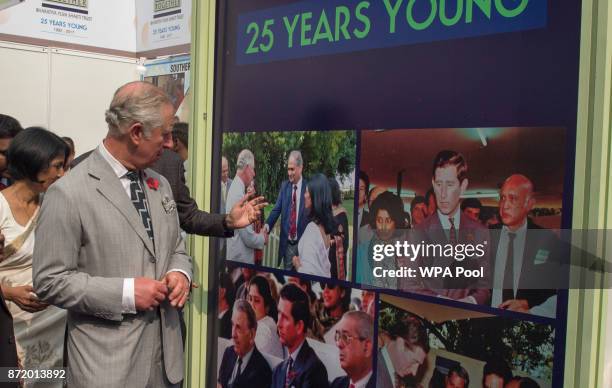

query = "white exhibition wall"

[
  {"left": 0, "top": 42, "right": 140, "bottom": 156},
  {"left": 0, "top": 0, "right": 192, "bottom": 55}
]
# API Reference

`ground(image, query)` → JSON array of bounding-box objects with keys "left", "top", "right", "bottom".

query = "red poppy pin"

[
  {"left": 287, "top": 370, "right": 298, "bottom": 381},
  {"left": 146, "top": 177, "right": 159, "bottom": 190}
]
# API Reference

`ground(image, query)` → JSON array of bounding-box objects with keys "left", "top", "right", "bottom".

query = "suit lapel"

[
  {"left": 89, "top": 151, "right": 155, "bottom": 256},
  {"left": 143, "top": 169, "right": 163, "bottom": 259}
]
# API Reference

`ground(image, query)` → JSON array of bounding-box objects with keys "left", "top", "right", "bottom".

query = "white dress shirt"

[
  {"left": 437, "top": 209, "right": 461, "bottom": 233},
  {"left": 98, "top": 143, "right": 190, "bottom": 314},
  {"left": 230, "top": 347, "right": 254, "bottom": 384},
  {"left": 351, "top": 371, "right": 373, "bottom": 388}
]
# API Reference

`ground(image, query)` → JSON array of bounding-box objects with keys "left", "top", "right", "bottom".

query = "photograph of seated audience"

[
  {"left": 359, "top": 127, "right": 566, "bottom": 312},
  {"left": 217, "top": 300, "right": 272, "bottom": 388},
  {"left": 217, "top": 265, "right": 375, "bottom": 385},
  {"left": 378, "top": 295, "right": 553, "bottom": 388},
  {"left": 222, "top": 130, "right": 356, "bottom": 279}
]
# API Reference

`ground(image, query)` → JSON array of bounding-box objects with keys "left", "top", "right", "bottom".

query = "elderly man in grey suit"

[
  {"left": 32, "top": 81, "right": 264, "bottom": 387},
  {"left": 226, "top": 149, "right": 267, "bottom": 264}
]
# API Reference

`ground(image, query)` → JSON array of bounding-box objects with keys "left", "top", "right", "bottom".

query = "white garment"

[
  {"left": 297, "top": 222, "right": 330, "bottom": 277},
  {"left": 0, "top": 194, "right": 66, "bottom": 387},
  {"left": 226, "top": 176, "right": 264, "bottom": 263},
  {"left": 254, "top": 315, "right": 284, "bottom": 359}
]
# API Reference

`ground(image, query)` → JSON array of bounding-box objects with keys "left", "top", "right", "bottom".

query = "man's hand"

[
  {"left": 292, "top": 255, "right": 301, "bottom": 269},
  {"left": 162, "top": 272, "right": 190, "bottom": 308},
  {"left": 134, "top": 277, "right": 168, "bottom": 311},
  {"left": 498, "top": 299, "right": 530, "bottom": 313},
  {"left": 226, "top": 193, "right": 268, "bottom": 229},
  {"left": 1, "top": 284, "right": 48, "bottom": 313},
  {"left": 263, "top": 230, "right": 269, "bottom": 245}
]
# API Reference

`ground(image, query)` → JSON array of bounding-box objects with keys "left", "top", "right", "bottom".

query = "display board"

[
  {"left": 143, "top": 55, "right": 191, "bottom": 121},
  {"left": 210, "top": 2, "right": 582, "bottom": 387}
]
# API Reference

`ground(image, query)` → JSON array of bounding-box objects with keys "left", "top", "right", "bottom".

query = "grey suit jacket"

[
  {"left": 33, "top": 149, "right": 192, "bottom": 387},
  {"left": 73, "top": 149, "right": 233, "bottom": 238},
  {"left": 225, "top": 176, "right": 264, "bottom": 263}
]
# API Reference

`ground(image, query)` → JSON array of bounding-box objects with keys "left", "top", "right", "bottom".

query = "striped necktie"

[{"left": 126, "top": 171, "right": 154, "bottom": 243}]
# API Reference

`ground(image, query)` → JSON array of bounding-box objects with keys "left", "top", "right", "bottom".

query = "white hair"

[
  {"left": 104, "top": 81, "right": 173, "bottom": 138},
  {"left": 288, "top": 150, "right": 303, "bottom": 167},
  {"left": 236, "top": 149, "right": 255, "bottom": 171}
]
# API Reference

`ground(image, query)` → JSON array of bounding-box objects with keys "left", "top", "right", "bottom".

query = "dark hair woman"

[
  {"left": 328, "top": 177, "right": 349, "bottom": 279},
  {"left": 292, "top": 173, "right": 335, "bottom": 277},
  {"left": 247, "top": 275, "right": 283, "bottom": 358},
  {"left": 0, "top": 127, "right": 69, "bottom": 372},
  {"left": 356, "top": 191, "right": 406, "bottom": 289}
]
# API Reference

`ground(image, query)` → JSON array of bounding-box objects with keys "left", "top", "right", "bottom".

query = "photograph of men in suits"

[
  {"left": 217, "top": 300, "right": 272, "bottom": 388},
  {"left": 272, "top": 283, "right": 329, "bottom": 388},
  {"left": 407, "top": 150, "right": 490, "bottom": 304},
  {"left": 377, "top": 317, "right": 429, "bottom": 388},
  {"left": 226, "top": 149, "right": 267, "bottom": 264},
  {"left": 32, "top": 81, "right": 264, "bottom": 387},
  {"left": 331, "top": 311, "right": 375, "bottom": 388},
  {"left": 264, "top": 150, "right": 308, "bottom": 270},
  {"left": 490, "top": 174, "right": 558, "bottom": 317}
]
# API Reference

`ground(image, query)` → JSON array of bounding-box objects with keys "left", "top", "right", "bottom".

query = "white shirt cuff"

[
  {"left": 168, "top": 269, "right": 192, "bottom": 284},
  {"left": 122, "top": 278, "right": 136, "bottom": 314}
]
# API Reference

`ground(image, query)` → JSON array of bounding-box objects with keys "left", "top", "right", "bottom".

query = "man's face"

[
  {"left": 133, "top": 103, "right": 174, "bottom": 169},
  {"left": 361, "top": 291, "right": 374, "bottom": 312},
  {"left": 463, "top": 207, "right": 481, "bottom": 222},
  {"left": 368, "top": 187, "right": 384, "bottom": 208},
  {"left": 277, "top": 298, "right": 302, "bottom": 349},
  {"left": 335, "top": 317, "right": 372, "bottom": 375},
  {"left": 499, "top": 182, "right": 533, "bottom": 229},
  {"left": 0, "top": 138, "right": 11, "bottom": 176},
  {"left": 244, "top": 163, "right": 256, "bottom": 187},
  {"left": 445, "top": 372, "right": 466, "bottom": 388},
  {"left": 221, "top": 158, "right": 229, "bottom": 183},
  {"left": 483, "top": 373, "right": 505, "bottom": 388},
  {"left": 432, "top": 165, "right": 466, "bottom": 216},
  {"left": 231, "top": 310, "right": 255, "bottom": 357},
  {"left": 358, "top": 179, "right": 367, "bottom": 208},
  {"left": 412, "top": 203, "right": 428, "bottom": 226},
  {"left": 322, "top": 285, "right": 343, "bottom": 310},
  {"left": 388, "top": 338, "right": 426, "bottom": 378},
  {"left": 287, "top": 157, "right": 302, "bottom": 184}
]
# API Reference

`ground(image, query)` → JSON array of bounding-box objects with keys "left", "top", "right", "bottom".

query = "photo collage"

[{"left": 215, "top": 127, "right": 566, "bottom": 388}]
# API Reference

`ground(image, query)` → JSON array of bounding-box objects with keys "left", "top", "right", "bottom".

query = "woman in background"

[
  {"left": 328, "top": 178, "right": 349, "bottom": 280},
  {"left": 292, "top": 173, "right": 335, "bottom": 278},
  {"left": 247, "top": 275, "right": 283, "bottom": 359},
  {"left": 356, "top": 191, "right": 405, "bottom": 289},
  {"left": 0, "top": 127, "right": 69, "bottom": 385}
]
